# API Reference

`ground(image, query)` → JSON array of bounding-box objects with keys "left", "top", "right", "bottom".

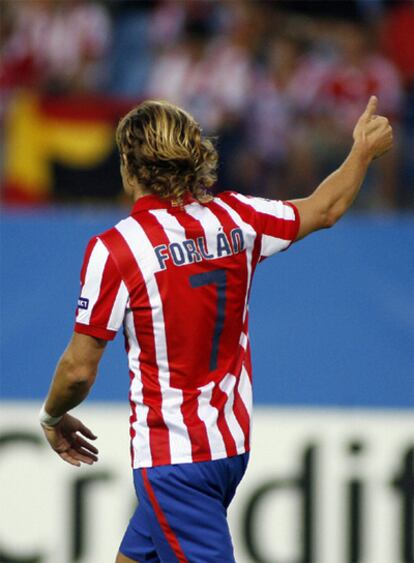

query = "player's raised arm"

[{"left": 290, "top": 96, "right": 393, "bottom": 240}]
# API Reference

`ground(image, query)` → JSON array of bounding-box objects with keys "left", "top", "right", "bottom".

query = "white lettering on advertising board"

[{"left": 0, "top": 404, "right": 412, "bottom": 563}]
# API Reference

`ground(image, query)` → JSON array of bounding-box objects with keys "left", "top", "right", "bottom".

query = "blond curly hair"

[{"left": 116, "top": 100, "right": 218, "bottom": 204}]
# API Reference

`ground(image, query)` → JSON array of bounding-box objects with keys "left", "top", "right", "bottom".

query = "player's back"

[
  {"left": 77, "top": 191, "right": 299, "bottom": 467},
  {"left": 124, "top": 194, "right": 251, "bottom": 389}
]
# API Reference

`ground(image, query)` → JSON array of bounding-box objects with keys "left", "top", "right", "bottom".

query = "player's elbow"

[
  {"left": 323, "top": 209, "right": 338, "bottom": 228},
  {"left": 323, "top": 202, "right": 346, "bottom": 228},
  {"left": 59, "top": 356, "right": 97, "bottom": 388},
  {"left": 304, "top": 194, "right": 345, "bottom": 232},
  {"left": 315, "top": 207, "right": 337, "bottom": 230}
]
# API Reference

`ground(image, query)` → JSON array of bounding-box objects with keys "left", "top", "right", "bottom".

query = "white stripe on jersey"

[
  {"left": 261, "top": 233, "right": 291, "bottom": 256},
  {"left": 107, "top": 281, "right": 129, "bottom": 331},
  {"left": 238, "top": 365, "right": 253, "bottom": 420},
  {"left": 184, "top": 202, "right": 224, "bottom": 257},
  {"left": 197, "top": 381, "right": 227, "bottom": 459},
  {"left": 154, "top": 207, "right": 249, "bottom": 459},
  {"left": 149, "top": 209, "right": 187, "bottom": 242},
  {"left": 124, "top": 309, "right": 152, "bottom": 467},
  {"left": 213, "top": 198, "right": 256, "bottom": 324},
  {"left": 219, "top": 374, "right": 246, "bottom": 454},
  {"left": 230, "top": 193, "right": 296, "bottom": 257},
  {"left": 116, "top": 217, "right": 192, "bottom": 462},
  {"left": 232, "top": 193, "right": 296, "bottom": 221},
  {"left": 239, "top": 332, "right": 248, "bottom": 350},
  {"left": 76, "top": 238, "right": 108, "bottom": 325}
]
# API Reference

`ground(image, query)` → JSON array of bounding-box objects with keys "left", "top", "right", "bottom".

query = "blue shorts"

[{"left": 119, "top": 453, "right": 249, "bottom": 562}]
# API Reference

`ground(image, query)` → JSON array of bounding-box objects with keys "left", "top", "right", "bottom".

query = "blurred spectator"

[
  {"left": 148, "top": 3, "right": 254, "bottom": 133},
  {"left": 381, "top": 0, "right": 414, "bottom": 89},
  {"left": 241, "top": 34, "right": 327, "bottom": 198},
  {"left": 380, "top": 0, "right": 414, "bottom": 207},
  {"left": 305, "top": 21, "right": 404, "bottom": 208},
  {"left": 107, "top": 0, "right": 157, "bottom": 97},
  {"left": 147, "top": 21, "right": 214, "bottom": 128},
  {"left": 0, "top": 0, "right": 111, "bottom": 96},
  {"left": 316, "top": 22, "right": 402, "bottom": 128},
  {"left": 1, "top": 0, "right": 412, "bottom": 210}
]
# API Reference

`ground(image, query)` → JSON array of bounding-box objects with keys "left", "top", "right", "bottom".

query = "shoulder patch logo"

[{"left": 78, "top": 297, "right": 89, "bottom": 310}]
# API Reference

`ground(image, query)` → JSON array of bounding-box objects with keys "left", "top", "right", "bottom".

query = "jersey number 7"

[{"left": 190, "top": 269, "right": 227, "bottom": 372}]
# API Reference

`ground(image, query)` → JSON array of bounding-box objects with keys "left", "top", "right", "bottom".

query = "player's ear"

[
  {"left": 119, "top": 153, "right": 130, "bottom": 178},
  {"left": 120, "top": 153, "right": 128, "bottom": 167}
]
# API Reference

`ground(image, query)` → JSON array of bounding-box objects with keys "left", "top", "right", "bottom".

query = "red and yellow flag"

[{"left": 3, "top": 93, "right": 134, "bottom": 203}]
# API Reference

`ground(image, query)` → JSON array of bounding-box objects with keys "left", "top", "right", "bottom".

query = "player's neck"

[
  {"left": 132, "top": 186, "right": 150, "bottom": 202},
  {"left": 123, "top": 177, "right": 149, "bottom": 202}
]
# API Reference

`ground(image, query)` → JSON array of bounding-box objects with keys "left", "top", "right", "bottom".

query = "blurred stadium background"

[{"left": 1, "top": 1, "right": 413, "bottom": 562}]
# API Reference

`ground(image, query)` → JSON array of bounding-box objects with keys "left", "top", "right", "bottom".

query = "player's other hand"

[
  {"left": 352, "top": 96, "right": 393, "bottom": 161},
  {"left": 41, "top": 413, "right": 99, "bottom": 467}
]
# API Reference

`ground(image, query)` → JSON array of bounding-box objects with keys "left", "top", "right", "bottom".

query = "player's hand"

[
  {"left": 41, "top": 413, "right": 98, "bottom": 467},
  {"left": 352, "top": 96, "right": 393, "bottom": 161}
]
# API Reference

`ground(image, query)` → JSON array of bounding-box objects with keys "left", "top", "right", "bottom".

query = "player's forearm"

[
  {"left": 43, "top": 333, "right": 105, "bottom": 418},
  {"left": 311, "top": 142, "right": 372, "bottom": 226},
  {"left": 44, "top": 355, "right": 96, "bottom": 417}
]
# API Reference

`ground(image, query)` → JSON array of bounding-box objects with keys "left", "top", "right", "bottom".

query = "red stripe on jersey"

[
  {"left": 218, "top": 192, "right": 298, "bottom": 241},
  {"left": 207, "top": 198, "right": 244, "bottom": 233},
  {"left": 100, "top": 227, "right": 171, "bottom": 466},
  {"left": 207, "top": 200, "right": 251, "bottom": 335},
  {"left": 214, "top": 194, "right": 262, "bottom": 274},
  {"left": 177, "top": 204, "right": 252, "bottom": 455},
  {"left": 144, "top": 209, "right": 213, "bottom": 462},
  {"left": 125, "top": 332, "right": 137, "bottom": 467},
  {"left": 180, "top": 389, "right": 212, "bottom": 462},
  {"left": 210, "top": 384, "right": 238, "bottom": 458},
  {"left": 169, "top": 205, "right": 205, "bottom": 240},
  {"left": 285, "top": 201, "right": 300, "bottom": 232},
  {"left": 209, "top": 197, "right": 260, "bottom": 323},
  {"left": 210, "top": 195, "right": 260, "bottom": 273},
  {"left": 204, "top": 202, "right": 253, "bottom": 452},
  {"left": 166, "top": 206, "right": 228, "bottom": 378},
  {"left": 259, "top": 211, "right": 298, "bottom": 241},
  {"left": 99, "top": 231, "right": 145, "bottom": 304},
  {"left": 222, "top": 341, "right": 250, "bottom": 451},
  {"left": 250, "top": 231, "right": 262, "bottom": 285},
  {"left": 76, "top": 237, "right": 97, "bottom": 318},
  {"left": 245, "top": 341, "right": 253, "bottom": 384},
  {"left": 123, "top": 336, "right": 135, "bottom": 467},
  {"left": 217, "top": 192, "right": 256, "bottom": 225},
  {"left": 142, "top": 469, "right": 188, "bottom": 563},
  {"left": 128, "top": 369, "right": 137, "bottom": 467},
  {"left": 74, "top": 322, "right": 116, "bottom": 341},
  {"left": 89, "top": 252, "right": 121, "bottom": 329}
]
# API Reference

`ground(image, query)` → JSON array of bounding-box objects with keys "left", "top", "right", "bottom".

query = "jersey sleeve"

[
  {"left": 226, "top": 193, "right": 300, "bottom": 260},
  {"left": 74, "top": 237, "right": 129, "bottom": 340}
]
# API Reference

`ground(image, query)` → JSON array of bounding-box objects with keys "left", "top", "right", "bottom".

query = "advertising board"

[{"left": 1, "top": 404, "right": 412, "bottom": 563}]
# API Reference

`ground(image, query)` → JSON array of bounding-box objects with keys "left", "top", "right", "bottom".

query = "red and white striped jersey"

[{"left": 75, "top": 191, "right": 299, "bottom": 468}]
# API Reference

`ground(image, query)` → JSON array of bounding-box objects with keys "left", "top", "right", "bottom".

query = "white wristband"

[{"left": 39, "top": 404, "right": 63, "bottom": 427}]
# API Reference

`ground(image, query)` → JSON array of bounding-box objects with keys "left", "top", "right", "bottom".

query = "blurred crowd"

[{"left": 1, "top": 0, "right": 413, "bottom": 209}]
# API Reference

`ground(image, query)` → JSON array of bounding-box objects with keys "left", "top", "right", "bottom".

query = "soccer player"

[{"left": 40, "top": 97, "right": 392, "bottom": 562}]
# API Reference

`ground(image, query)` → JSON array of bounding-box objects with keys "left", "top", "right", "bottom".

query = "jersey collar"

[{"left": 130, "top": 192, "right": 197, "bottom": 215}]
